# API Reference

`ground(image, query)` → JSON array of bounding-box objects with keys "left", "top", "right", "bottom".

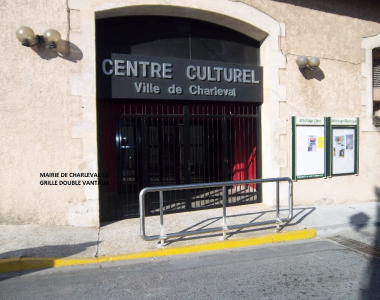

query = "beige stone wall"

[
  {"left": 1, "top": 0, "right": 379, "bottom": 227},
  {"left": 0, "top": 0, "right": 98, "bottom": 227},
  {"left": 237, "top": 0, "right": 380, "bottom": 204}
]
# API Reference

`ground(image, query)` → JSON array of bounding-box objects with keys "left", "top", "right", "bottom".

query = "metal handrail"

[{"left": 139, "top": 177, "right": 293, "bottom": 246}]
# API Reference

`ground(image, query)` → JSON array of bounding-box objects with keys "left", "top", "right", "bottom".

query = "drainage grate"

[{"left": 327, "top": 235, "right": 380, "bottom": 259}]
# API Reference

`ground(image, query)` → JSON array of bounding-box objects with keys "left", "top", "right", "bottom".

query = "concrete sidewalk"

[{"left": 0, "top": 201, "right": 379, "bottom": 262}]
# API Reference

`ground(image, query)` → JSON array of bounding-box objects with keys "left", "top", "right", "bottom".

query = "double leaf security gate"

[{"left": 98, "top": 101, "right": 261, "bottom": 221}]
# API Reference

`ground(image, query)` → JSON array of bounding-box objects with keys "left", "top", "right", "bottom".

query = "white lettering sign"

[
  {"left": 331, "top": 118, "right": 358, "bottom": 125},
  {"left": 296, "top": 117, "right": 325, "bottom": 125},
  {"left": 102, "top": 58, "right": 259, "bottom": 84}
]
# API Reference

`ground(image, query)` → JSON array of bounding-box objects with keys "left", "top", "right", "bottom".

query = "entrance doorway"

[
  {"left": 96, "top": 15, "right": 263, "bottom": 221},
  {"left": 98, "top": 102, "right": 261, "bottom": 220}
]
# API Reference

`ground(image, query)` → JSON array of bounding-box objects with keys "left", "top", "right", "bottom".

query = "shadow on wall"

[
  {"left": 269, "top": 0, "right": 380, "bottom": 23},
  {"left": 361, "top": 187, "right": 380, "bottom": 299},
  {"left": 300, "top": 67, "right": 325, "bottom": 81},
  {"left": 31, "top": 40, "right": 83, "bottom": 63}
]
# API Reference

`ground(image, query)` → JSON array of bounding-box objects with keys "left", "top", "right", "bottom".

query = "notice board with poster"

[
  {"left": 292, "top": 117, "right": 326, "bottom": 180},
  {"left": 328, "top": 117, "right": 359, "bottom": 176}
]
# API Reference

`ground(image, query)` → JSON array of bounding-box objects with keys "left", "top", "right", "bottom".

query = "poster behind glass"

[
  {"left": 332, "top": 128, "right": 355, "bottom": 175},
  {"left": 296, "top": 126, "right": 325, "bottom": 178}
]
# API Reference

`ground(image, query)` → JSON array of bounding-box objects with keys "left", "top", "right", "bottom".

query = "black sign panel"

[{"left": 97, "top": 54, "right": 263, "bottom": 103}]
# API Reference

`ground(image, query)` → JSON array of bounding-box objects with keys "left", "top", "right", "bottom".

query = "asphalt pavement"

[{"left": 1, "top": 236, "right": 380, "bottom": 300}]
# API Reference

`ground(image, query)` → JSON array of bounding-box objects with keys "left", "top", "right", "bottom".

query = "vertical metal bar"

[
  {"left": 150, "top": 110, "right": 154, "bottom": 186},
  {"left": 159, "top": 190, "right": 166, "bottom": 246},
  {"left": 232, "top": 105, "right": 236, "bottom": 203},
  {"left": 222, "top": 185, "right": 227, "bottom": 240},
  {"left": 162, "top": 106, "right": 166, "bottom": 185},
  {"left": 183, "top": 104, "right": 191, "bottom": 209},
  {"left": 256, "top": 104, "right": 262, "bottom": 202},
  {"left": 180, "top": 104, "right": 184, "bottom": 204},
  {"left": 211, "top": 106, "right": 215, "bottom": 184},
  {"left": 116, "top": 120, "right": 121, "bottom": 217},
  {"left": 166, "top": 106, "right": 171, "bottom": 206},
  {"left": 247, "top": 108, "right": 252, "bottom": 201},
  {"left": 139, "top": 189, "right": 146, "bottom": 238},
  {"left": 166, "top": 105, "right": 172, "bottom": 209},
  {"left": 122, "top": 117, "right": 126, "bottom": 216},
  {"left": 239, "top": 105, "right": 242, "bottom": 200},
  {"left": 190, "top": 120, "right": 195, "bottom": 201},
  {"left": 222, "top": 115, "right": 228, "bottom": 182},
  {"left": 172, "top": 106, "right": 175, "bottom": 207},
  {"left": 122, "top": 104, "right": 126, "bottom": 216},
  {"left": 197, "top": 106, "right": 201, "bottom": 185},
  {"left": 157, "top": 106, "right": 161, "bottom": 184},
  {"left": 216, "top": 105, "right": 220, "bottom": 182},
  {"left": 275, "top": 180, "right": 281, "bottom": 232},
  {"left": 288, "top": 179, "right": 293, "bottom": 219},
  {"left": 229, "top": 107, "right": 233, "bottom": 183},
  {"left": 210, "top": 106, "right": 215, "bottom": 205},
  {"left": 189, "top": 118, "right": 192, "bottom": 184},
  {"left": 206, "top": 106, "right": 210, "bottom": 192},
  {"left": 242, "top": 105, "right": 247, "bottom": 200},
  {"left": 174, "top": 112, "right": 180, "bottom": 186},
  {"left": 168, "top": 105, "right": 172, "bottom": 185},
  {"left": 276, "top": 181, "right": 280, "bottom": 218},
  {"left": 251, "top": 106, "right": 256, "bottom": 200},
  {"left": 202, "top": 105, "right": 206, "bottom": 202},
  {"left": 194, "top": 106, "right": 197, "bottom": 184},
  {"left": 142, "top": 115, "right": 150, "bottom": 215},
  {"left": 176, "top": 105, "right": 179, "bottom": 205},
  {"left": 134, "top": 108, "right": 138, "bottom": 214},
  {"left": 126, "top": 118, "right": 129, "bottom": 214}
]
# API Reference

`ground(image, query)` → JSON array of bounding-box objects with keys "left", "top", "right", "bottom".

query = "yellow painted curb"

[
  {"left": 0, "top": 258, "right": 20, "bottom": 273},
  {"left": 20, "top": 257, "right": 100, "bottom": 270},
  {"left": 0, "top": 229, "right": 316, "bottom": 274}
]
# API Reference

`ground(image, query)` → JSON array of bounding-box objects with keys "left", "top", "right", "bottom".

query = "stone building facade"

[{"left": 1, "top": 0, "right": 379, "bottom": 227}]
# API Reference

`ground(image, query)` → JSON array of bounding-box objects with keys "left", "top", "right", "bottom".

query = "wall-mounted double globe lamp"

[
  {"left": 296, "top": 55, "right": 320, "bottom": 70},
  {"left": 16, "top": 26, "right": 61, "bottom": 49}
]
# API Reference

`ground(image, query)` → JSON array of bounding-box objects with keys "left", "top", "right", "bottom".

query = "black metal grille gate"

[{"left": 98, "top": 101, "right": 261, "bottom": 221}]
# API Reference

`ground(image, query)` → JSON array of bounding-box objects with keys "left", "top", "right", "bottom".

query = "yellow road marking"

[{"left": 0, "top": 229, "right": 316, "bottom": 273}]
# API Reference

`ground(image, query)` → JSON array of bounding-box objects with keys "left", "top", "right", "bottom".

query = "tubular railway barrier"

[{"left": 139, "top": 177, "right": 293, "bottom": 246}]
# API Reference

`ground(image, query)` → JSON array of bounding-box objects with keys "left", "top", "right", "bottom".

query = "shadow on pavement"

[
  {"left": 350, "top": 212, "right": 370, "bottom": 231},
  {"left": 164, "top": 207, "right": 315, "bottom": 245},
  {"left": 0, "top": 241, "right": 99, "bottom": 259},
  {"left": 0, "top": 241, "right": 99, "bottom": 282},
  {"left": 361, "top": 187, "right": 380, "bottom": 299}
]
